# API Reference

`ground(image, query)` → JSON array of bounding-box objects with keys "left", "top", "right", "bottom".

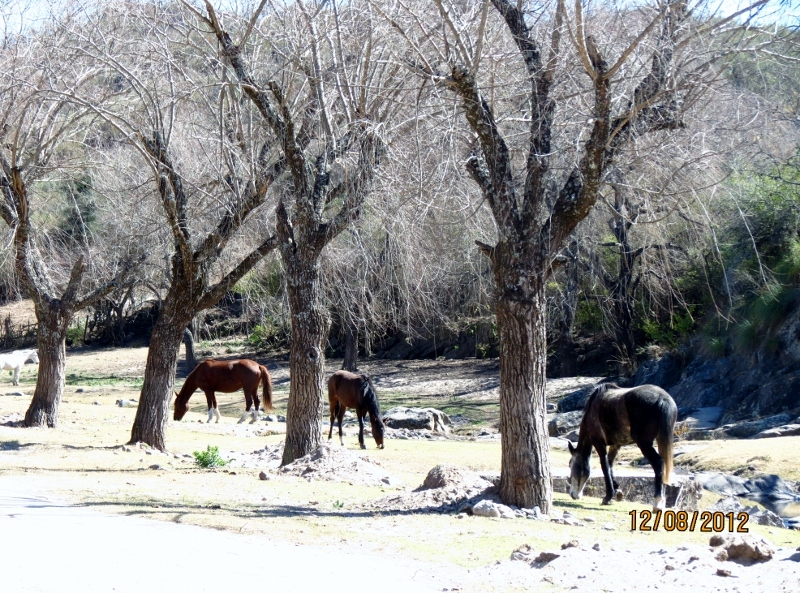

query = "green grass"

[{"left": 65, "top": 373, "right": 144, "bottom": 388}]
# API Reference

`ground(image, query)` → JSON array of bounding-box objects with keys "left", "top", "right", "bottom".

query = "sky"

[{"left": 2, "top": 0, "right": 798, "bottom": 38}]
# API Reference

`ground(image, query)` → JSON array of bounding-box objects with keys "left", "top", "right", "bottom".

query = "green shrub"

[{"left": 193, "top": 445, "right": 228, "bottom": 468}]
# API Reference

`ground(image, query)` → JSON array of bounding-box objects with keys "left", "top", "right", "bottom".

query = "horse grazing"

[
  {"left": 328, "top": 370, "right": 385, "bottom": 449},
  {"left": 173, "top": 359, "right": 272, "bottom": 424},
  {"left": 568, "top": 383, "right": 677, "bottom": 510},
  {"left": 0, "top": 349, "right": 39, "bottom": 386}
]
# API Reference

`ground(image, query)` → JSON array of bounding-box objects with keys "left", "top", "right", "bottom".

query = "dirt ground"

[{"left": 1, "top": 343, "right": 799, "bottom": 592}]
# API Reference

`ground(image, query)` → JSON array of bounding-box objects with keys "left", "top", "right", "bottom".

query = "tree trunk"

[
  {"left": 282, "top": 251, "right": 328, "bottom": 465},
  {"left": 129, "top": 292, "right": 193, "bottom": 450},
  {"left": 495, "top": 271, "right": 552, "bottom": 513},
  {"left": 183, "top": 328, "right": 196, "bottom": 370},
  {"left": 555, "top": 241, "right": 580, "bottom": 377},
  {"left": 24, "top": 308, "right": 69, "bottom": 428},
  {"left": 342, "top": 325, "right": 358, "bottom": 372}
]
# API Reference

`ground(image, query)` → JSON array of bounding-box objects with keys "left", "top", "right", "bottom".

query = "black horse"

[
  {"left": 327, "top": 370, "right": 385, "bottom": 449},
  {"left": 568, "top": 383, "right": 677, "bottom": 510}
]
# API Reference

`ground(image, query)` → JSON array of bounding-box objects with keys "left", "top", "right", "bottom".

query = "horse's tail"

[
  {"left": 259, "top": 365, "right": 273, "bottom": 411},
  {"left": 656, "top": 394, "right": 677, "bottom": 485}
]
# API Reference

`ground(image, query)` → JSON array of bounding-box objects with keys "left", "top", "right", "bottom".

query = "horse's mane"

[
  {"left": 360, "top": 374, "right": 381, "bottom": 421},
  {"left": 583, "top": 382, "right": 620, "bottom": 410}
]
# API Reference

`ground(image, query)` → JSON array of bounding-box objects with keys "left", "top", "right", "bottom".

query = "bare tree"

[
  {"left": 387, "top": 0, "right": 775, "bottom": 510},
  {"left": 198, "top": 0, "right": 402, "bottom": 463},
  {"left": 59, "top": 1, "right": 283, "bottom": 449},
  {"left": 0, "top": 20, "right": 137, "bottom": 427}
]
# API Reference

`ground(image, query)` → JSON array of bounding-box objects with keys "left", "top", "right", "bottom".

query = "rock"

[
  {"left": 561, "top": 540, "right": 580, "bottom": 550},
  {"left": 259, "top": 471, "right": 270, "bottom": 481},
  {"left": 7, "top": 391, "right": 25, "bottom": 397},
  {"left": 699, "top": 473, "right": 800, "bottom": 518},
  {"left": 712, "top": 535, "right": 775, "bottom": 564},
  {"left": 720, "top": 414, "right": 793, "bottom": 439},
  {"left": 678, "top": 406, "right": 723, "bottom": 431},
  {"left": 420, "top": 465, "right": 492, "bottom": 491},
  {"left": 116, "top": 399, "right": 138, "bottom": 407},
  {"left": 263, "top": 414, "right": 277, "bottom": 422},
  {"left": 552, "top": 475, "right": 702, "bottom": 510},
  {"left": 382, "top": 407, "right": 451, "bottom": 433},
  {"left": 592, "top": 543, "right": 600, "bottom": 551},
  {"left": 546, "top": 402, "right": 557, "bottom": 413},
  {"left": 497, "top": 504, "right": 516, "bottom": 519},
  {"left": 472, "top": 500, "right": 501, "bottom": 518},
  {"left": 277, "top": 415, "right": 286, "bottom": 422},
  {"left": 510, "top": 544, "right": 535, "bottom": 562},
  {"left": 93, "top": 401, "right": 101, "bottom": 405},
  {"left": 533, "top": 551, "right": 560, "bottom": 564},
  {"left": 632, "top": 352, "right": 683, "bottom": 391},
  {"left": 751, "top": 423, "right": 800, "bottom": 439},
  {"left": 716, "top": 568, "right": 732, "bottom": 577},
  {"left": 547, "top": 410, "right": 583, "bottom": 437},
  {"left": 556, "top": 385, "right": 596, "bottom": 413},
  {"left": 602, "top": 523, "right": 616, "bottom": 531}
]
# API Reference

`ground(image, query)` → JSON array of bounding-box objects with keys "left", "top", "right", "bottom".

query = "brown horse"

[
  {"left": 328, "top": 370, "right": 385, "bottom": 449},
  {"left": 568, "top": 383, "right": 677, "bottom": 510},
  {"left": 174, "top": 359, "right": 273, "bottom": 424}
]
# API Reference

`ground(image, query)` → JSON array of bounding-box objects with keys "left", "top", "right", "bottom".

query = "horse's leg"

[
  {"left": 211, "top": 393, "right": 220, "bottom": 423},
  {"left": 202, "top": 390, "right": 215, "bottom": 423},
  {"left": 239, "top": 391, "right": 252, "bottom": 424},
  {"left": 250, "top": 388, "right": 260, "bottom": 424},
  {"left": 607, "top": 445, "right": 623, "bottom": 502},
  {"left": 12, "top": 365, "right": 19, "bottom": 386},
  {"left": 328, "top": 402, "right": 336, "bottom": 442},
  {"left": 637, "top": 440, "right": 665, "bottom": 510},
  {"left": 337, "top": 405, "right": 346, "bottom": 447},
  {"left": 357, "top": 410, "right": 366, "bottom": 450},
  {"left": 595, "top": 442, "right": 616, "bottom": 505}
]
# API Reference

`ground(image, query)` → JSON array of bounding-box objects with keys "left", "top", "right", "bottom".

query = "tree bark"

[
  {"left": 24, "top": 307, "right": 69, "bottom": 427},
  {"left": 282, "top": 250, "right": 328, "bottom": 464},
  {"left": 183, "top": 327, "right": 196, "bottom": 370},
  {"left": 129, "top": 290, "right": 193, "bottom": 450},
  {"left": 342, "top": 325, "right": 358, "bottom": 372},
  {"left": 493, "top": 255, "right": 552, "bottom": 511}
]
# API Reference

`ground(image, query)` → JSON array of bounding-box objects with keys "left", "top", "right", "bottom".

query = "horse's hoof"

[
  {"left": 601, "top": 498, "right": 612, "bottom": 505},
  {"left": 615, "top": 491, "right": 623, "bottom": 502}
]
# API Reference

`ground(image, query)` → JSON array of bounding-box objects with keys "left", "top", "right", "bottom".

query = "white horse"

[{"left": 0, "top": 349, "right": 39, "bottom": 386}]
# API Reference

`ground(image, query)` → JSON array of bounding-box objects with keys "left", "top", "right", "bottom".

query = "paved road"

[{"left": 0, "top": 486, "right": 460, "bottom": 592}]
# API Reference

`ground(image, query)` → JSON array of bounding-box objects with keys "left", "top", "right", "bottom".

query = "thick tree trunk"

[
  {"left": 129, "top": 293, "right": 193, "bottom": 450},
  {"left": 282, "top": 251, "right": 328, "bottom": 465},
  {"left": 24, "top": 309, "right": 69, "bottom": 428},
  {"left": 342, "top": 325, "right": 358, "bottom": 372},
  {"left": 495, "top": 272, "right": 552, "bottom": 513}
]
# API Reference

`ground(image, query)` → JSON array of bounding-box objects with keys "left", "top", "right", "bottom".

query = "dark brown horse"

[
  {"left": 174, "top": 359, "right": 273, "bottom": 424},
  {"left": 328, "top": 370, "right": 385, "bottom": 449},
  {"left": 568, "top": 383, "right": 677, "bottom": 510}
]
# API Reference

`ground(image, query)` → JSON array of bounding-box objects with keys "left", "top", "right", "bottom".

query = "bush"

[{"left": 193, "top": 445, "right": 228, "bottom": 468}]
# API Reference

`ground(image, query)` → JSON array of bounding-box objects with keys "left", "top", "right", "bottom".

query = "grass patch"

[{"left": 65, "top": 373, "right": 144, "bottom": 388}]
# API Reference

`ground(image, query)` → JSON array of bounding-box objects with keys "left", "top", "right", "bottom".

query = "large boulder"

[
  {"left": 698, "top": 473, "right": 800, "bottom": 518},
  {"left": 751, "top": 423, "right": 800, "bottom": 439},
  {"left": 548, "top": 410, "right": 583, "bottom": 437},
  {"left": 556, "top": 385, "right": 596, "bottom": 413},
  {"left": 382, "top": 407, "right": 451, "bottom": 433}
]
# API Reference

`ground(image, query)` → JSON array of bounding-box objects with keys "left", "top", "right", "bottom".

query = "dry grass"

[{"left": 1, "top": 345, "right": 799, "bottom": 578}]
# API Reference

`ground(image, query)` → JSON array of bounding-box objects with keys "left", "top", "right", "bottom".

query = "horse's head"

[
  {"left": 173, "top": 392, "right": 189, "bottom": 421},
  {"left": 370, "top": 415, "right": 385, "bottom": 449},
  {"left": 568, "top": 441, "right": 590, "bottom": 500},
  {"left": 29, "top": 350, "right": 39, "bottom": 364}
]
